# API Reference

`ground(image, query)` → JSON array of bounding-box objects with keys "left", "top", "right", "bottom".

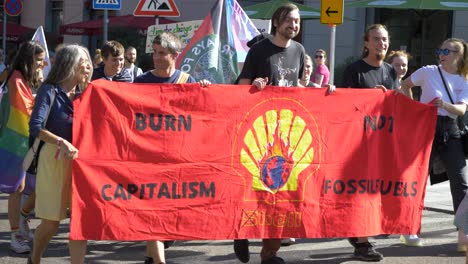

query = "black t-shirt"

[
  {"left": 342, "top": 59, "right": 398, "bottom": 89},
  {"left": 238, "top": 39, "right": 305, "bottom": 87}
]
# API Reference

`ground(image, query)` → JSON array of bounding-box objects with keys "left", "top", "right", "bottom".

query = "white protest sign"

[
  {"left": 145, "top": 19, "right": 271, "bottom": 53},
  {"left": 145, "top": 20, "right": 202, "bottom": 53}
]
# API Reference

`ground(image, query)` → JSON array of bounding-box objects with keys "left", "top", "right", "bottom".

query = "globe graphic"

[{"left": 261, "top": 156, "right": 291, "bottom": 190}]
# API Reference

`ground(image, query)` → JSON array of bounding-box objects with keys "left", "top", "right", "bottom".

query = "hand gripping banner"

[{"left": 70, "top": 80, "right": 437, "bottom": 240}]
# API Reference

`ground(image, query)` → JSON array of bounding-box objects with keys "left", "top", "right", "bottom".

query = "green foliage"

[{"left": 334, "top": 55, "right": 360, "bottom": 87}]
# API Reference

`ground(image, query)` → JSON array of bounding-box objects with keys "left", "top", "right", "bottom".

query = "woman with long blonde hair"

[{"left": 401, "top": 38, "right": 468, "bottom": 253}]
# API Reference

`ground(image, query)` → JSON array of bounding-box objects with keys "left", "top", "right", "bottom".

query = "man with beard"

[
  {"left": 342, "top": 24, "right": 397, "bottom": 89},
  {"left": 235, "top": 3, "right": 305, "bottom": 264},
  {"left": 237, "top": 3, "right": 304, "bottom": 90},
  {"left": 341, "top": 24, "right": 398, "bottom": 262},
  {"left": 91, "top": 40, "right": 132, "bottom": 82},
  {"left": 124, "top": 46, "right": 143, "bottom": 82}
]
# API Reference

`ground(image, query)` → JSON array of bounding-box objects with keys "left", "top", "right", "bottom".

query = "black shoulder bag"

[
  {"left": 22, "top": 88, "right": 57, "bottom": 174},
  {"left": 437, "top": 66, "right": 468, "bottom": 158}
]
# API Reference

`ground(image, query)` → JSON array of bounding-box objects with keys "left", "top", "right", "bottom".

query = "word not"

[{"left": 364, "top": 115, "right": 394, "bottom": 133}]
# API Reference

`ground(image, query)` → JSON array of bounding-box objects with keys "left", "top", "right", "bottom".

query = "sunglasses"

[
  {"left": 315, "top": 55, "right": 324, "bottom": 59},
  {"left": 436, "top": 48, "right": 458, "bottom": 56}
]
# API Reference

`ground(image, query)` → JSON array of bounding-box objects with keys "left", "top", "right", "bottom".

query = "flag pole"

[
  {"left": 2, "top": 11, "right": 6, "bottom": 59},
  {"left": 103, "top": 9, "right": 108, "bottom": 43}
]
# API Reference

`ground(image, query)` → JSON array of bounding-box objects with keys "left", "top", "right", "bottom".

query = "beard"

[
  {"left": 375, "top": 51, "right": 386, "bottom": 61},
  {"left": 278, "top": 27, "right": 298, "bottom": 40},
  {"left": 125, "top": 57, "right": 135, "bottom": 64}
]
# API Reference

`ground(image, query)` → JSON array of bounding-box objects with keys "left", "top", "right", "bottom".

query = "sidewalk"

[
  {"left": 423, "top": 181, "right": 455, "bottom": 228},
  {"left": 0, "top": 182, "right": 463, "bottom": 263}
]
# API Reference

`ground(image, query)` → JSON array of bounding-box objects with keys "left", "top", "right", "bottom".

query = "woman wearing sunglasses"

[
  {"left": 400, "top": 38, "right": 468, "bottom": 252},
  {"left": 311, "top": 49, "right": 330, "bottom": 86}
]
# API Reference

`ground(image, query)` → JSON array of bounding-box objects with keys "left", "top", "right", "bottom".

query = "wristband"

[{"left": 55, "top": 138, "right": 63, "bottom": 160}]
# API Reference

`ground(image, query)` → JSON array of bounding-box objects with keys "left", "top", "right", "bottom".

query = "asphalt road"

[{"left": 0, "top": 182, "right": 465, "bottom": 263}]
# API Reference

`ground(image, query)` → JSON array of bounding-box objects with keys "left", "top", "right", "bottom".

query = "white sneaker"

[
  {"left": 19, "top": 214, "right": 34, "bottom": 241},
  {"left": 400, "top": 234, "right": 423, "bottom": 247},
  {"left": 10, "top": 232, "right": 31, "bottom": 254},
  {"left": 281, "top": 238, "right": 296, "bottom": 246},
  {"left": 458, "top": 229, "right": 468, "bottom": 252}
]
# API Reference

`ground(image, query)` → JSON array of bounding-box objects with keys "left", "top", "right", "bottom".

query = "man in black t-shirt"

[
  {"left": 342, "top": 25, "right": 398, "bottom": 90},
  {"left": 237, "top": 5, "right": 304, "bottom": 91},
  {"left": 341, "top": 24, "right": 398, "bottom": 262},
  {"left": 342, "top": 59, "right": 397, "bottom": 89},
  {"left": 238, "top": 35, "right": 305, "bottom": 88},
  {"left": 234, "top": 3, "right": 305, "bottom": 264}
]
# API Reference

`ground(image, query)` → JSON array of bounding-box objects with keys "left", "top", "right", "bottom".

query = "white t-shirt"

[
  {"left": 411, "top": 65, "right": 468, "bottom": 118},
  {"left": 126, "top": 64, "right": 143, "bottom": 81}
]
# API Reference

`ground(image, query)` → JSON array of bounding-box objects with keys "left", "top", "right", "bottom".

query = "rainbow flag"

[{"left": 0, "top": 71, "right": 33, "bottom": 193}]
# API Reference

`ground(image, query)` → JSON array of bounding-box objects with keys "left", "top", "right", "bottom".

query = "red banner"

[{"left": 70, "top": 80, "right": 437, "bottom": 240}]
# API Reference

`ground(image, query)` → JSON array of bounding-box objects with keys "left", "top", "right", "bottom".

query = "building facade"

[{"left": 3, "top": 0, "right": 468, "bottom": 79}]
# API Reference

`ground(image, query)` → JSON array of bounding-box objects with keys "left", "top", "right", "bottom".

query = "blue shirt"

[
  {"left": 91, "top": 64, "right": 133, "bottom": 83},
  {"left": 133, "top": 70, "right": 196, "bottom": 84},
  {"left": 29, "top": 83, "right": 77, "bottom": 142}
]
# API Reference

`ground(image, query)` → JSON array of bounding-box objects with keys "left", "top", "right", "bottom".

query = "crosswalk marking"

[{"left": 96, "top": 0, "right": 118, "bottom": 4}]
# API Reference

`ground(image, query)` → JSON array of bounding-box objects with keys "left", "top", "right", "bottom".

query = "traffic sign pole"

[
  {"left": 92, "top": 0, "right": 121, "bottom": 44},
  {"left": 321, "top": 0, "right": 344, "bottom": 86},
  {"left": 3, "top": 0, "right": 24, "bottom": 61},
  {"left": 103, "top": 9, "right": 108, "bottom": 43},
  {"left": 329, "top": 24, "right": 336, "bottom": 85}
]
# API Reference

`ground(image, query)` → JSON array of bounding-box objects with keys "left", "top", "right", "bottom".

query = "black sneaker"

[
  {"left": 144, "top": 256, "right": 154, "bottom": 264},
  {"left": 233, "top": 239, "right": 250, "bottom": 263},
  {"left": 348, "top": 237, "right": 359, "bottom": 248},
  {"left": 163, "top": 240, "right": 175, "bottom": 249},
  {"left": 353, "top": 242, "right": 383, "bottom": 262},
  {"left": 261, "top": 256, "right": 286, "bottom": 264}
]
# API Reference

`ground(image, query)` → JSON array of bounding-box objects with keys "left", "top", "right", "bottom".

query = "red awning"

[
  {"left": 60, "top": 15, "right": 175, "bottom": 36},
  {"left": 0, "top": 22, "right": 34, "bottom": 42}
]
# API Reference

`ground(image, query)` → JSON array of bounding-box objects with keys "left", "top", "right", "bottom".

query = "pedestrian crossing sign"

[
  {"left": 93, "top": 0, "right": 121, "bottom": 10},
  {"left": 134, "top": 0, "right": 180, "bottom": 17}
]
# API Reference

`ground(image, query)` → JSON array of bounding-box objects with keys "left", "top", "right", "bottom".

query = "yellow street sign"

[{"left": 320, "top": 0, "right": 344, "bottom": 25}]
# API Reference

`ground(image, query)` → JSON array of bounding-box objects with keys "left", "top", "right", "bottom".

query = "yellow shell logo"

[
  {"left": 241, "top": 109, "right": 314, "bottom": 192},
  {"left": 232, "top": 98, "right": 321, "bottom": 203}
]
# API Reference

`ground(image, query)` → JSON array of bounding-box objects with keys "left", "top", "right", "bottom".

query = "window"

[{"left": 376, "top": 8, "right": 452, "bottom": 68}]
